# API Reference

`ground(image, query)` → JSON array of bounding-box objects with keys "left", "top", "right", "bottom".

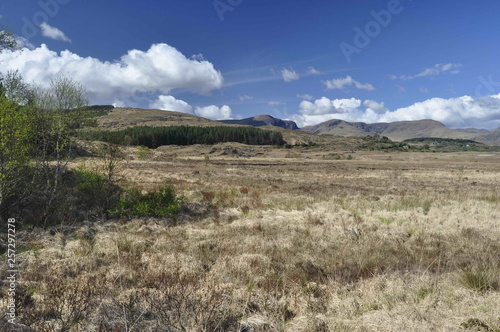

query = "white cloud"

[
  {"left": 268, "top": 101, "right": 284, "bottom": 106},
  {"left": 281, "top": 68, "right": 299, "bottom": 82},
  {"left": 40, "top": 22, "right": 71, "bottom": 42},
  {"left": 307, "top": 67, "right": 322, "bottom": 75},
  {"left": 332, "top": 98, "right": 362, "bottom": 112},
  {"left": 291, "top": 94, "right": 500, "bottom": 129},
  {"left": 151, "top": 95, "right": 232, "bottom": 120},
  {"left": 0, "top": 43, "right": 224, "bottom": 105},
  {"left": 391, "top": 63, "right": 462, "bottom": 80},
  {"left": 239, "top": 94, "right": 253, "bottom": 101},
  {"left": 323, "top": 76, "right": 375, "bottom": 91},
  {"left": 297, "top": 94, "right": 313, "bottom": 100},
  {"left": 379, "top": 94, "right": 500, "bottom": 129},
  {"left": 298, "top": 97, "right": 344, "bottom": 116},
  {"left": 420, "top": 87, "right": 429, "bottom": 93},
  {"left": 195, "top": 105, "right": 232, "bottom": 120},
  {"left": 150, "top": 95, "right": 193, "bottom": 114}
]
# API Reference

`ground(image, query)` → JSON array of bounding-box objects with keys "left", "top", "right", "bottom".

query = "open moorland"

[{"left": 3, "top": 139, "right": 499, "bottom": 331}]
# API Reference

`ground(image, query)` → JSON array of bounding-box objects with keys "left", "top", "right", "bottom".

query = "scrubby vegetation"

[
  {"left": 404, "top": 137, "right": 500, "bottom": 152},
  {"left": 111, "top": 183, "right": 180, "bottom": 219},
  {"left": 357, "top": 135, "right": 414, "bottom": 151},
  {"left": 356, "top": 135, "right": 500, "bottom": 152},
  {"left": 80, "top": 125, "right": 285, "bottom": 148}
]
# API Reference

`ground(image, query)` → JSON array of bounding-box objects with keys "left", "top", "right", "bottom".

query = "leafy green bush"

[
  {"left": 74, "top": 165, "right": 107, "bottom": 192},
  {"left": 111, "top": 184, "right": 180, "bottom": 219},
  {"left": 72, "top": 165, "right": 121, "bottom": 217}
]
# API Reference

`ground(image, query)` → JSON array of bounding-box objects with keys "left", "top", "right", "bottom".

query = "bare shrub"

[
  {"left": 20, "top": 275, "right": 102, "bottom": 331},
  {"left": 140, "top": 270, "right": 241, "bottom": 331}
]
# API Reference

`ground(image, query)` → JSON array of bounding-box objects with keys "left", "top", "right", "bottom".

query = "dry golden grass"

[{"left": 2, "top": 146, "right": 499, "bottom": 331}]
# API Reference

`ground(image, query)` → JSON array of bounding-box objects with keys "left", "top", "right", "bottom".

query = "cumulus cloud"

[
  {"left": 391, "top": 63, "right": 462, "bottom": 80},
  {"left": 323, "top": 76, "right": 375, "bottom": 91},
  {"left": 0, "top": 43, "right": 224, "bottom": 105},
  {"left": 195, "top": 105, "right": 232, "bottom": 120},
  {"left": 297, "top": 94, "right": 313, "bottom": 100},
  {"left": 291, "top": 94, "right": 500, "bottom": 129},
  {"left": 298, "top": 98, "right": 333, "bottom": 117},
  {"left": 150, "top": 95, "right": 193, "bottom": 114},
  {"left": 281, "top": 68, "right": 299, "bottom": 82},
  {"left": 40, "top": 22, "right": 71, "bottom": 42},
  {"left": 363, "top": 100, "right": 388, "bottom": 113}
]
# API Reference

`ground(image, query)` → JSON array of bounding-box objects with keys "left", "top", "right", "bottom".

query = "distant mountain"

[
  {"left": 457, "top": 128, "right": 490, "bottom": 134},
  {"left": 301, "top": 119, "right": 499, "bottom": 145},
  {"left": 220, "top": 115, "right": 298, "bottom": 130},
  {"left": 302, "top": 119, "right": 385, "bottom": 137},
  {"left": 473, "top": 130, "right": 500, "bottom": 145}
]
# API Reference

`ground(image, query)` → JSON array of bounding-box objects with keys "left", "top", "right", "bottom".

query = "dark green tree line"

[{"left": 81, "top": 125, "right": 285, "bottom": 148}]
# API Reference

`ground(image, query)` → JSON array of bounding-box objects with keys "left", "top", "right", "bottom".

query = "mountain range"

[
  {"left": 217, "top": 115, "right": 499, "bottom": 145},
  {"left": 300, "top": 119, "right": 500, "bottom": 145}
]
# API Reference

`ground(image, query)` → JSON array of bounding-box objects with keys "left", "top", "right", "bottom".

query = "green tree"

[
  {"left": 0, "top": 70, "right": 33, "bottom": 215},
  {"left": 0, "top": 28, "right": 18, "bottom": 51},
  {"left": 0, "top": 73, "right": 90, "bottom": 225},
  {"left": 0, "top": 95, "right": 30, "bottom": 210},
  {"left": 0, "top": 70, "right": 34, "bottom": 105},
  {"left": 30, "top": 76, "right": 89, "bottom": 225}
]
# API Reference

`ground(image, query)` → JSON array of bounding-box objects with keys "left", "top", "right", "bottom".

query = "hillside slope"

[{"left": 96, "top": 107, "right": 220, "bottom": 129}]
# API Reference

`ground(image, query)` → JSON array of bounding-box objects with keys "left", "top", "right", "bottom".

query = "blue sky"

[{"left": 1, "top": 0, "right": 500, "bottom": 128}]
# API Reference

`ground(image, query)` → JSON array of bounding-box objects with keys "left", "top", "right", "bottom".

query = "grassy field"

[{"left": 3, "top": 144, "right": 500, "bottom": 331}]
